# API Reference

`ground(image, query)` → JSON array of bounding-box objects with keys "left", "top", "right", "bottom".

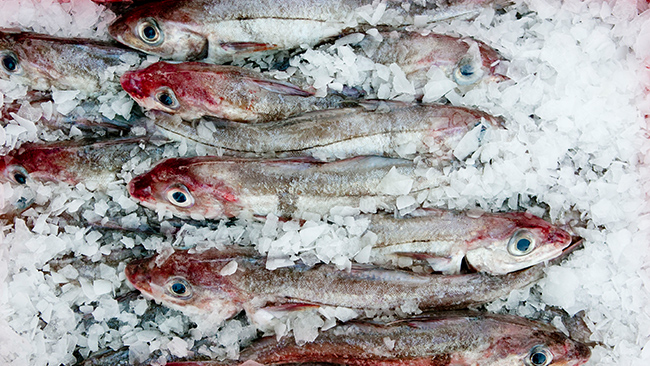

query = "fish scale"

[
  {"left": 153, "top": 101, "right": 504, "bottom": 161},
  {"left": 108, "top": 0, "right": 509, "bottom": 62}
]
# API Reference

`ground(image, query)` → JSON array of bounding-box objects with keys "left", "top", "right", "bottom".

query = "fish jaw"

[{"left": 108, "top": 3, "right": 208, "bottom": 60}]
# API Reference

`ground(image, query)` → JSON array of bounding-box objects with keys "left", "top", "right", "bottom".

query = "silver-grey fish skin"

[
  {"left": 154, "top": 102, "right": 503, "bottom": 161},
  {"left": 128, "top": 155, "right": 433, "bottom": 219},
  {"left": 0, "top": 31, "right": 141, "bottom": 94},
  {"left": 222, "top": 311, "right": 591, "bottom": 366},
  {"left": 356, "top": 31, "right": 508, "bottom": 92},
  {"left": 125, "top": 247, "right": 553, "bottom": 325},
  {"left": 367, "top": 208, "right": 572, "bottom": 275},
  {"left": 108, "top": 0, "right": 508, "bottom": 62}
]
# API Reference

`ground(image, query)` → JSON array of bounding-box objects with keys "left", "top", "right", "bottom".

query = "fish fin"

[
  {"left": 220, "top": 42, "right": 277, "bottom": 53},
  {"left": 425, "top": 255, "right": 463, "bottom": 275},
  {"left": 349, "top": 264, "right": 431, "bottom": 283},
  {"left": 245, "top": 77, "right": 314, "bottom": 97}
]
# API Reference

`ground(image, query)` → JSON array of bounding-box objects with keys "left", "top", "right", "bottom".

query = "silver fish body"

[
  {"left": 219, "top": 311, "right": 591, "bottom": 366},
  {"left": 128, "top": 155, "right": 433, "bottom": 219},
  {"left": 125, "top": 247, "right": 556, "bottom": 326},
  {"left": 108, "top": 0, "right": 507, "bottom": 62},
  {"left": 154, "top": 101, "right": 503, "bottom": 161},
  {"left": 0, "top": 31, "right": 141, "bottom": 94},
  {"left": 367, "top": 208, "right": 572, "bottom": 275}
]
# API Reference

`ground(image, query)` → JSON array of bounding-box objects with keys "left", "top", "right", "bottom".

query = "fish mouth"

[
  {"left": 120, "top": 71, "right": 147, "bottom": 101},
  {"left": 124, "top": 257, "right": 154, "bottom": 294},
  {"left": 107, "top": 16, "right": 130, "bottom": 45},
  {"left": 127, "top": 174, "right": 155, "bottom": 204}
]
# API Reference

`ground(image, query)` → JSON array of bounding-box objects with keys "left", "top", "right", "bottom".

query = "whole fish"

[
  {"left": 358, "top": 31, "right": 508, "bottom": 91},
  {"left": 125, "top": 245, "right": 576, "bottom": 327},
  {"left": 120, "top": 62, "right": 346, "bottom": 122},
  {"left": 0, "top": 31, "right": 142, "bottom": 94},
  {"left": 167, "top": 311, "right": 591, "bottom": 366},
  {"left": 153, "top": 101, "right": 504, "bottom": 161},
  {"left": 0, "top": 137, "right": 167, "bottom": 190},
  {"left": 127, "top": 155, "right": 432, "bottom": 219},
  {"left": 108, "top": 0, "right": 509, "bottom": 62},
  {"left": 368, "top": 208, "right": 572, "bottom": 275}
]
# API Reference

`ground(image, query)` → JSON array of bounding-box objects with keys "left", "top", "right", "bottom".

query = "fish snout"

[
  {"left": 107, "top": 17, "right": 131, "bottom": 45},
  {"left": 120, "top": 71, "right": 148, "bottom": 101},
  {"left": 124, "top": 257, "right": 154, "bottom": 293},
  {"left": 548, "top": 227, "right": 572, "bottom": 249},
  {"left": 128, "top": 174, "right": 154, "bottom": 203},
  {"left": 564, "top": 339, "right": 592, "bottom": 365}
]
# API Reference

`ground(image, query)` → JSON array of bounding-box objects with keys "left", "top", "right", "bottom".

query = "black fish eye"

[
  {"left": 172, "top": 191, "right": 186, "bottom": 203},
  {"left": 531, "top": 352, "right": 547, "bottom": 365},
  {"left": 13, "top": 173, "right": 26, "bottom": 184},
  {"left": 165, "top": 277, "right": 193, "bottom": 299},
  {"left": 527, "top": 345, "right": 552, "bottom": 366},
  {"left": 2, "top": 54, "right": 18, "bottom": 73},
  {"left": 158, "top": 92, "right": 174, "bottom": 106},
  {"left": 137, "top": 19, "right": 162, "bottom": 45},
  {"left": 166, "top": 184, "right": 194, "bottom": 208},
  {"left": 142, "top": 25, "right": 157, "bottom": 40},
  {"left": 459, "top": 63, "right": 474, "bottom": 76},
  {"left": 155, "top": 87, "right": 179, "bottom": 110},
  {"left": 507, "top": 229, "right": 536, "bottom": 256},
  {"left": 454, "top": 57, "right": 482, "bottom": 85},
  {"left": 516, "top": 238, "right": 531, "bottom": 252},
  {"left": 171, "top": 281, "right": 186, "bottom": 295}
]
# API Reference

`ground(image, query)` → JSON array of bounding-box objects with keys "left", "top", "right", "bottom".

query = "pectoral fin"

[
  {"left": 246, "top": 78, "right": 314, "bottom": 96},
  {"left": 220, "top": 42, "right": 278, "bottom": 53}
]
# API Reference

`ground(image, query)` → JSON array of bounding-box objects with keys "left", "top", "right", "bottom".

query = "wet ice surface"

[{"left": 0, "top": 0, "right": 649, "bottom": 365}]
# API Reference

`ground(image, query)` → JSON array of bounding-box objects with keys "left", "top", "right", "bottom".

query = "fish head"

[
  {"left": 465, "top": 212, "right": 572, "bottom": 274},
  {"left": 0, "top": 32, "right": 51, "bottom": 89},
  {"left": 482, "top": 315, "right": 591, "bottom": 366},
  {"left": 108, "top": 2, "right": 208, "bottom": 60},
  {"left": 0, "top": 144, "right": 75, "bottom": 185},
  {"left": 452, "top": 38, "right": 509, "bottom": 86},
  {"left": 120, "top": 62, "right": 226, "bottom": 120},
  {"left": 125, "top": 250, "right": 243, "bottom": 322},
  {"left": 128, "top": 157, "right": 240, "bottom": 219}
]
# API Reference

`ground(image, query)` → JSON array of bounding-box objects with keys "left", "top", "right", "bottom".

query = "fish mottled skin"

[
  {"left": 125, "top": 247, "right": 556, "bottom": 327},
  {"left": 167, "top": 312, "right": 591, "bottom": 366},
  {"left": 368, "top": 208, "right": 572, "bottom": 275},
  {"left": 0, "top": 137, "right": 166, "bottom": 190},
  {"left": 127, "top": 155, "right": 432, "bottom": 219},
  {"left": 0, "top": 31, "right": 141, "bottom": 94},
  {"left": 120, "top": 62, "right": 346, "bottom": 122},
  {"left": 108, "top": 0, "right": 509, "bottom": 62},
  {"left": 154, "top": 101, "right": 504, "bottom": 161}
]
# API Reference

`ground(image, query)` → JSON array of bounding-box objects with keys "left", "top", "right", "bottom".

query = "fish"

[
  {"left": 153, "top": 101, "right": 504, "bottom": 161},
  {"left": 166, "top": 311, "right": 591, "bottom": 366},
  {"left": 356, "top": 31, "right": 508, "bottom": 92},
  {"left": 0, "top": 136, "right": 168, "bottom": 190},
  {"left": 367, "top": 208, "right": 572, "bottom": 275},
  {"left": 127, "top": 155, "right": 433, "bottom": 219},
  {"left": 0, "top": 31, "right": 142, "bottom": 94},
  {"left": 124, "top": 244, "right": 579, "bottom": 328},
  {"left": 108, "top": 0, "right": 509, "bottom": 62},
  {"left": 120, "top": 62, "right": 347, "bottom": 122}
]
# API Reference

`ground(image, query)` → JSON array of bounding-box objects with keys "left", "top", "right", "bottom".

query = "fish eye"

[
  {"left": 155, "top": 87, "right": 180, "bottom": 110},
  {"left": 453, "top": 57, "right": 483, "bottom": 85},
  {"left": 526, "top": 345, "right": 553, "bottom": 366},
  {"left": 507, "top": 229, "right": 536, "bottom": 256},
  {"left": 7, "top": 165, "right": 28, "bottom": 185},
  {"left": 165, "top": 277, "right": 193, "bottom": 299},
  {"left": 165, "top": 184, "right": 194, "bottom": 208},
  {"left": 1, "top": 52, "right": 19, "bottom": 74},
  {"left": 137, "top": 19, "right": 163, "bottom": 45}
]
